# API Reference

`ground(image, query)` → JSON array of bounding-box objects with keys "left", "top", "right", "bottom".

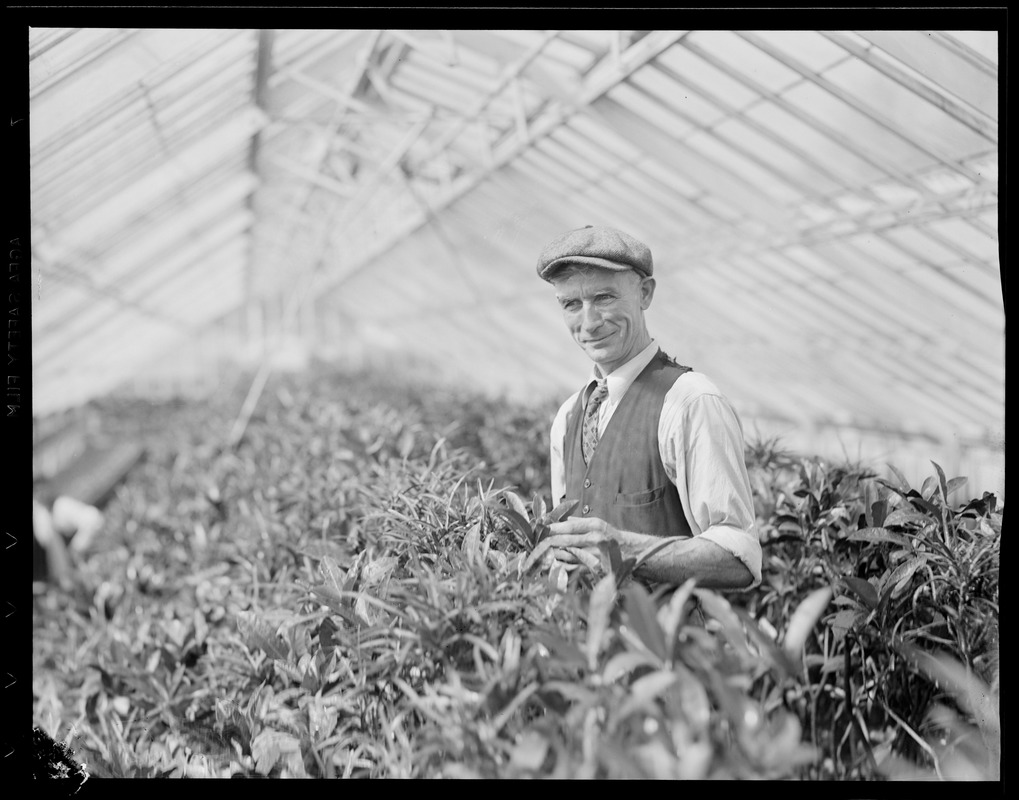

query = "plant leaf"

[
  {"left": 273, "top": 659, "right": 304, "bottom": 684},
  {"left": 503, "top": 491, "right": 531, "bottom": 523},
  {"left": 307, "top": 584, "right": 359, "bottom": 625},
  {"left": 250, "top": 729, "right": 303, "bottom": 776},
  {"left": 898, "top": 645, "right": 999, "bottom": 737},
  {"left": 319, "top": 554, "right": 348, "bottom": 596},
  {"left": 869, "top": 498, "right": 889, "bottom": 527},
  {"left": 549, "top": 499, "right": 580, "bottom": 522},
  {"left": 694, "top": 589, "right": 752, "bottom": 660},
  {"left": 530, "top": 630, "right": 587, "bottom": 669},
  {"left": 841, "top": 576, "right": 878, "bottom": 609},
  {"left": 586, "top": 574, "right": 618, "bottom": 670},
  {"left": 882, "top": 508, "right": 932, "bottom": 529},
  {"left": 909, "top": 494, "right": 941, "bottom": 516},
  {"left": 540, "top": 680, "right": 600, "bottom": 707},
  {"left": 531, "top": 494, "right": 547, "bottom": 523},
  {"left": 597, "top": 538, "right": 624, "bottom": 574},
  {"left": 657, "top": 578, "right": 697, "bottom": 659},
  {"left": 238, "top": 612, "right": 290, "bottom": 662},
  {"left": 931, "top": 461, "right": 949, "bottom": 503},
  {"left": 887, "top": 554, "right": 929, "bottom": 598},
  {"left": 343, "top": 550, "right": 366, "bottom": 592},
  {"left": 613, "top": 670, "right": 678, "bottom": 721},
  {"left": 847, "top": 527, "right": 908, "bottom": 547},
  {"left": 602, "top": 650, "right": 657, "bottom": 684},
  {"left": 886, "top": 464, "right": 912, "bottom": 492},
  {"left": 781, "top": 586, "right": 833, "bottom": 661},
  {"left": 461, "top": 520, "right": 481, "bottom": 565},
  {"left": 493, "top": 507, "right": 535, "bottom": 548},
  {"left": 827, "top": 609, "right": 865, "bottom": 643},
  {"left": 622, "top": 584, "right": 668, "bottom": 662},
  {"left": 359, "top": 555, "right": 399, "bottom": 590},
  {"left": 730, "top": 606, "right": 796, "bottom": 677},
  {"left": 613, "top": 557, "right": 638, "bottom": 587},
  {"left": 510, "top": 731, "right": 549, "bottom": 772},
  {"left": 946, "top": 476, "right": 968, "bottom": 498}
]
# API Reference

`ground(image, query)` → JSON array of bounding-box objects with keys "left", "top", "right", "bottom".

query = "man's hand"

[
  {"left": 541, "top": 516, "right": 610, "bottom": 565},
  {"left": 522, "top": 515, "right": 623, "bottom": 574},
  {"left": 537, "top": 515, "right": 754, "bottom": 590},
  {"left": 548, "top": 516, "right": 614, "bottom": 539}
]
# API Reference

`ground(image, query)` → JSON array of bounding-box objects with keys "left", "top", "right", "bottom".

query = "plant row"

[{"left": 32, "top": 368, "right": 1000, "bottom": 780}]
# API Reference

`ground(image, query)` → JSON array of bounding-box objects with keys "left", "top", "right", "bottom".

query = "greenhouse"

[{"left": 21, "top": 25, "right": 1001, "bottom": 782}]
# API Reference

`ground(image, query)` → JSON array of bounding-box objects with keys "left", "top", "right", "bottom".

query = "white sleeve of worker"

[
  {"left": 659, "top": 374, "right": 763, "bottom": 588},
  {"left": 549, "top": 392, "right": 579, "bottom": 507}
]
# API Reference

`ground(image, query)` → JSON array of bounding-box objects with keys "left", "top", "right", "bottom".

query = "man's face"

[{"left": 553, "top": 267, "right": 655, "bottom": 375}]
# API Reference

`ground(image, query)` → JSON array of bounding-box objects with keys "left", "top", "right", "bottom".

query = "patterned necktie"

[{"left": 582, "top": 379, "right": 608, "bottom": 465}]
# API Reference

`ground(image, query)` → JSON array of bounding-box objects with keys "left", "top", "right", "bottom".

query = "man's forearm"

[{"left": 616, "top": 530, "right": 753, "bottom": 590}]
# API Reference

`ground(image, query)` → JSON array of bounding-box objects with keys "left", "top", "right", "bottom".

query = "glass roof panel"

[
  {"left": 780, "top": 82, "right": 934, "bottom": 174},
  {"left": 654, "top": 44, "right": 761, "bottom": 111},
  {"left": 753, "top": 30, "right": 852, "bottom": 72},
  {"left": 823, "top": 57, "right": 993, "bottom": 159},
  {"left": 688, "top": 30, "right": 802, "bottom": 93}
]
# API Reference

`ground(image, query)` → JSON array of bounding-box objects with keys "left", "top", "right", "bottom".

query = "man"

[{"left": 538, "top": 225, "right": 761, "bottom": 591}]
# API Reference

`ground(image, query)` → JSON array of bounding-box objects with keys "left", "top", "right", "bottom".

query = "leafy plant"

[
  {"left": 739, "top": 439, "right": 1000, "bottom": 780},
  {"left": 32, "top": 370, "right": 1000, "bottom": 781}
]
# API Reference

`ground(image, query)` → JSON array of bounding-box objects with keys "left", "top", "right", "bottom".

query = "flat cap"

[{"left": 537, "top": 225, "right": 653, "bottom": 282}]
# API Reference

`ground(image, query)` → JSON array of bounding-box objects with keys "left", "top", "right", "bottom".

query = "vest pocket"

[{"left": 615, "top": 485, "right": 667, "bottom": 507}]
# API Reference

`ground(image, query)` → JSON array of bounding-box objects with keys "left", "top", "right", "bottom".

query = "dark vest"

[{"left": 563, "top": 350, "right": 694, "bottom": 539}]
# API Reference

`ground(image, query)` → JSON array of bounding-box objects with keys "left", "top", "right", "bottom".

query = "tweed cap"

[{"left": 537, "top": 225, "right": 653, "bottom": 282}]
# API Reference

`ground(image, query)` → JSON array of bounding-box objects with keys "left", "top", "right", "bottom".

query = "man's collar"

[{"left": 588, "top": 340, "right": 659, "bottom": 403}]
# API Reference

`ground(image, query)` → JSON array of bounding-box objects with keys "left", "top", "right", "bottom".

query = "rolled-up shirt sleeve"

[
  {"left": 659, "top": 375, "right": 763, "bottom": 588},
  {"left": 549, "top": 392, "right": 578, "bottom": 506}
]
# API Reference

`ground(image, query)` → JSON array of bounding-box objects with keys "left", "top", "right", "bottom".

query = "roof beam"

[
  {"left": 269, "top": 29, "right": 363, "bottom": 83},
  {"left": 29, "top": 28, "right": 79, "bottom": 61},
  {"left": 273, "top": 30, "right": 384, "bottom": 256},
  {"left": 36, "top": 92, "right": 253, "bottom": 229},
  {"left": 32, "top": 31, "right": 254, "bottom": 164},
  {"left": 35, "top": 281, "right": 245, "bottom": 406},
  {"left": 275, "top": 68, "right": 375, "bottom": 115},
  {"left": 621, "top": 76, "right": 843, "bottom": 209},
  {"left": 35, "top": 173, "right": 259, "bottom": 331},
  {"left": 39, "top": 107, "right": 265, "bottom": 250},
  {"left": 265, "top": 153, "right": 357, "bottom": 198},
  {"left": 315, "top": 30, "right": 690, "bottom": 298},
  {"left": 678, "top": 36, "right": 958, "bottom": 202},
  {"left": 820, "top": 31, "right": 996, "bottom": 144},
  {"left": 647, "top": 59, "right": 886, "bottom": 207},
  {"left": 30, "top": 28, "right": 141, "bottom": 99},
  {"left": 412, "top": 30, "right": 562, "bottom": 166},
  {"left": 856, "top": 31, "right": 997, "bottom": 120},
  {"left": 585, "top": 94, "right": 792, "bottom": 228},
  {"left": 34, "top": 212, "right": 253, "bottom": 357},
  {"left": 385, "top": 30, "right": 460, "bottom": 68},
  {"left": 314, "top": 111, "right": 435, "bottom": 260},
  {"left": 735, "top": 31, "right": 986, "bottom": 185},
  {"left": 36, "top": 241, "right": 248, "bottom": 376}
]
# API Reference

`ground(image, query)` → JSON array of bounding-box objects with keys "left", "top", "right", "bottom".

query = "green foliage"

[
  {"left": 32, "top": 369, "right": 999, "bottom": 781},
  {"left": 740, "top": 440, "right": 1000, "bottom": 780}
]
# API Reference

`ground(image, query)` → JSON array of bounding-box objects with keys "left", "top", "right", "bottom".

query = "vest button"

[
  {"left": 583, "top": 478, "right": 591, "bottom": 488},
  {"left": 582, "top": 504, "right": 590, "bottom": 514}
]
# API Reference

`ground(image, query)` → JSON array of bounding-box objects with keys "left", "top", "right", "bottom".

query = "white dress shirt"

[{"left": 550, "top": 340, "right": 762, "bottom": 587}]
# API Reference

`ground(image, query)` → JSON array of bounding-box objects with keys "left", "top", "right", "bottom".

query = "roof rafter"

[
  {"left": 735, "top": 31, "right": 986, "bottom": 185},
  {"left": 820, "top": 31, "right": 996, "bottom": 144},
  {"left": 678, "top": 36, "right": 960, "bottom": 201}
]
